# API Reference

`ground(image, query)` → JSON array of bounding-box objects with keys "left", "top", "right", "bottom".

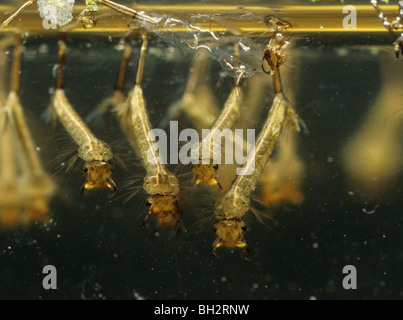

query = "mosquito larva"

[
  {"left": 50, "top": 34, "right": 116, "bottom": 195},
  {"left": 239, "top": 38, "right": 305, "bottom": 207},
  {"left": 123, "top": 33, "right": 182, "bottom": 228},
  {"left": 342, "top": 50, "right": 403, "bottom": 199},
  {"left": 212, "top": 26, "right": 291, "bottom": 251},
  {"left": 0, "top": 38, "right": 22, "bottom": 227},
  {"left": 0, "top": 35, "right": 55, "bottom": 226},
  {"left": 8, "top": 89, "right": 56, "bottom": 222},
  {"left": 8, "top": 91, "right": 55, "bottom": 220},
  {"left": 191, "top": 44, "right": 244, "bottom": 188},
  {"left": 0, "top": 110, "right": 22, "bottom": 227},
  {"left": 213, "top": 92, "right": 289, "bottom": 250},
  {"left": 191, "top": 77, "right": 243, "bottom": 187},
  {"left": 8, "top": 92, "right": 56, "bottom": 222}
]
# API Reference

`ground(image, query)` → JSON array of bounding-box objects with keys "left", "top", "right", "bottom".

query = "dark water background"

[{"left": 1, "top": 1, "right": 403, "bottom": 300}]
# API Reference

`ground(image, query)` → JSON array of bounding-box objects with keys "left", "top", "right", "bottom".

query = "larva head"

[
  {"left": 82, "top": 160, "right": 116, "bottom": 196},
  {"left": 191, "top": 163, "right": 219, "bottom": 186},
  {"left": 212, "top": 219, "right": 247, "bottom": 250},
  {"left": 145, "top": 194, "right": 182, "bottom": 228}
]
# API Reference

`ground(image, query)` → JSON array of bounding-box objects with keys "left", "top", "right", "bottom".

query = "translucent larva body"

[
  {"left": 50, "top": 36, "right": 116, "bottom": 195},
  {"left": 123, "top": 34, "right": 182, "bottom": 228},
  {"left": 192, "top": 84, "right": 243, "bottom": 186},
  {"left": 51, "top": 89, "right": 116, "bottom": 193},
  {"left": 213, "top": 92, "right": 289, "bottom": 250},
  {"left": 0, "top": 37, "right": 55, "bottom": 226}
]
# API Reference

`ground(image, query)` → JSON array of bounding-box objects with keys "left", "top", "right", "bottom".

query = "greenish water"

[{"left": 1, "top": 0, "right": 403, "bottom": 300}]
